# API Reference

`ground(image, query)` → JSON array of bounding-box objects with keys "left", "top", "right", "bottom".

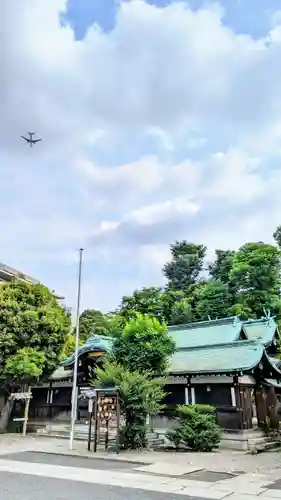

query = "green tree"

[
  {"left": 105, "top": 312, "right": 125, "bottom": 337},
  {"left": 119, "top": 287, "right": 164, "bottom": 321},
  {"left": 110, "top": 313, "right": 175, "bottom": 378},
  {"left": 163, "top": 241, "right": 206, "bottom": 294},
  {"left": 60, "top": 333, "right": 76, "bottom": 360},
  {"left": 95, "top": 360, "right": 165, "bottom": 449},
  {"left": 161, "top": 289, "right": 186, "bottom": 324},
  {"left": 226, "top": 302, "right": 254, "bottom": 319},
  {"left": 169, "top": 298, "right": 192, "bottom": 325},
  {"left": 4, "top": 348, "right": 46, "bottom": 383},
  {"left": 229, "top": 242, "right": 281, "bottom": 317},
  {"left": 194, "top": 279, "right": 232, "bottom": 321},
  {"left": 273, "top": 225, "right": 281, "bottom": 249},
  {"left": 207, "top": 250, "right": 235, "bottom": 284},
  {"left": 78, "top": 309, "right": 112, "bottom": 342},
  {"left": 0, "top": 281, "right": 70, "bottom": 432}
]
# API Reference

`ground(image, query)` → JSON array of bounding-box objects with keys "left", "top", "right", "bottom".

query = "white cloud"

[
  {"left": 2, "top": 0, "right": 281, "bottom": 311},
  {"left": 76, "top": 155, "right": 163, "bottom": 198},
  {"left": 127, "top": 198, "right": 200, "bottom": 226},
  {"left": 91, "top": 196, "right": 200, "bottom": 248}
]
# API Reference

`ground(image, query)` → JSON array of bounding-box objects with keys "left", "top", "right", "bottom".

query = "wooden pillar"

[
  {"left": 241, "top": 387, "right": 253, "bottom": 429},
  {"left": 191, "top": 387, "right": 196, "bottom": 404},
  {"left": 233, "top": 374, "right": 243, "bottom": 430},
  {"left": 185, "top": 377, "right": 191, "bottom": 405},
  {"left": 255, "top": 386, "right": 267, "bottom": 429},
  {"left": 230, "top": 386, "right": 237, "bottom": 407}
]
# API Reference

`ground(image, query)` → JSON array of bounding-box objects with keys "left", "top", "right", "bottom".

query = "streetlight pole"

[{"left": 69, "top": 248, "right": 84, "bottom": 450}]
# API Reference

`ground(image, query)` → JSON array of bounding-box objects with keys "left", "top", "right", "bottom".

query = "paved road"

[{"left": 0, "top": 471, "right": 198, "bottom": 500}]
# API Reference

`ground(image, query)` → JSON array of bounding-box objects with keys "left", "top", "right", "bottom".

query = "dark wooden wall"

[{"left": 194, "top": 385, "right": 232, "bottom": 406}]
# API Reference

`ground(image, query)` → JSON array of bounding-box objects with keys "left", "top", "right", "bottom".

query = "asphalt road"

[{"left": 0, "top": 471, "right": 197, "bottom": 500}]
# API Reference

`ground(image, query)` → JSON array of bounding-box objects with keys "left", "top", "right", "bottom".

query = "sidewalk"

[
  {"left": 1, "top": 434, "right": 281, "bottom": 474},
  {"left": 1, "top": 435, "right": 281, "bottom": 498}
]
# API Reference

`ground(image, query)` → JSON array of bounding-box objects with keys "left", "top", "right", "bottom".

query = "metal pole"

[{"left": 69, "top": 248, "right": 83, "bottom": 450}]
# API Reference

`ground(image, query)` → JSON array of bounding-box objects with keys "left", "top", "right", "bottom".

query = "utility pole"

[{"left": 69, "top": 248, "right": 83, "bottom": 450}]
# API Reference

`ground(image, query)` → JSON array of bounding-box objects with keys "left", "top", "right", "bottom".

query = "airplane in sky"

[{"left": 21, "top": 132, "right": 42, "bottom": 147}]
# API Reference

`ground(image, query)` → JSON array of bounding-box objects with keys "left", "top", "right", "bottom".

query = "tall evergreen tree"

[{"left": 163, "top": 241, "right": 206, "bottom": 294}]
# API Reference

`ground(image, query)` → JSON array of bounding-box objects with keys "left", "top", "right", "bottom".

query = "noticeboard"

[{"left": 87, "top": 389, "right": 120, "bottom": 454}]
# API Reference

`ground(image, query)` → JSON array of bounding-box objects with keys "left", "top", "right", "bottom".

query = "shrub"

[
  {"left": 180, "top": 404, "right": 215, "bottom": 414},
  {"left": 166, "top": 404, "right": 221, "bottom": 452},
  {"left": 120, "top": 423, "right": 148, "bottom": 449}
]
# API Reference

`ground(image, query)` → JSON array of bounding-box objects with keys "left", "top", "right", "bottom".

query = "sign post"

[
  {"left": 92, "top": 388, "right": 120, "bottom": 454},
  {"left": 10, "top": 391, "right": 32, "bottom": 436}
]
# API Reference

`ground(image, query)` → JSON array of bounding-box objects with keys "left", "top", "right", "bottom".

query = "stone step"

[
  {"left": 248, "top": 436, "right": 275, "bottom": 444},
  {"left": 36, "top": 432, "right": 164, "bottom": 448},
  {"left": 249, "top": 440, "right": 281, "bottom": 454},
  {"left": 37, "top": 426, "right": 164, "bottom": 447}
]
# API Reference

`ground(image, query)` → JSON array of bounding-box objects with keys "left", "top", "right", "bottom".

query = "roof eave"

[
  {"left": 169, "top": 364, "right": 258, "bottom": 377},
  {"left": 264, "top": 352, "right": 281, "bottom": 378}
]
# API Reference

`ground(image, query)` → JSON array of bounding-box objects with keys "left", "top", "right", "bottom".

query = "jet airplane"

[{"left": 21, "top": 132, "right": 42, "bottom": 147}]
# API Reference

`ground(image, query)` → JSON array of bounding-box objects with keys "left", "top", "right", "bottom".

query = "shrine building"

[{"left": 29, "top": 314, "right": 281, "bottom": 447}]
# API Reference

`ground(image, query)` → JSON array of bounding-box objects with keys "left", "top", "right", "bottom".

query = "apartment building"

[{"left": 0, "top": 262, "right": 65, "bottom": 300}]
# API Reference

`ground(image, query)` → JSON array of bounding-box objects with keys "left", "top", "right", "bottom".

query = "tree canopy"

[
  {"left": 76, "top": 225, "right": 281, "bottom": 337},
  {"left": 0, "top": 281, "right": 70, "bottom": 387},
  {"left": 109, "top": 313, "right": 175, "bottom": 378},
  {"left": 78, "top": 308, "right": 113, "bottom": 342},
  {"left": 119, "top": 287, "right": 164, "bottom": 321},
  {"left": 163, "top": 242, "right": 207, "bottom": 294}
]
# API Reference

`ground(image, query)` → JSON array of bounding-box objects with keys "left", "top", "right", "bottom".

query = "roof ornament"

[
  {"left": 263, "top": 308, "right": 276, "bottom": 323},
  {"left": 207, "top": 315, "right": 218, "bottom": 321},
  {"left": 232, "top": 316, "right": 239, "bottom": 326}
]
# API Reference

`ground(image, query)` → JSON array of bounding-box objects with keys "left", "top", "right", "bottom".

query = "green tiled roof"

[
  {"left": 268, "top": 356, "right": 281, "bottom": 370},
  {"left": 243, "top": 317, "right": 278, "bottom": 345},
  {"left": 168, "top": 316, "right": 243, "bottom": 349},
  {"left": 169, "top": 340, "right": 264, "bottom": 375},
  {"left": 264, "top": 378, "right": 281, "bottom": 388},
  {"left": 61, "top": 334, "right": 113, "bottom": 367}
]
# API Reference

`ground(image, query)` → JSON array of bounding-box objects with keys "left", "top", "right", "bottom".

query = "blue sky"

[
  {"left": 65, "top": 0, "right": 281, "bottom": 39},
  {"left": 1, "top": 0, "right": 281, "bottom": 314}
]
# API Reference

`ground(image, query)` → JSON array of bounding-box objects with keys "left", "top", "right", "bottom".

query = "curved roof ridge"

[
  {"left": 243, "top": 316, "right": 274, "bottom": 325},
  {"left": 176, "top": 339, "right": 261, "bottom": 352},
  {"left": 243, "top": 317, "right": 278, "bottom": 345},
  {"left": 61, "top": 334, "right": 113, "bottom": 367},
  {"left": 84, "top": 333, "right": 113, "bottom": 344},
  {"left": 168, "top": 316, "right": 239, "bottom": 331}
]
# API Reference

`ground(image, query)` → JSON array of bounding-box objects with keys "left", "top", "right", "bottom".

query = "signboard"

[
  {"left": 10, "top": 392, "right": 32, "bottom": 401},
  {"left": 10, "top": 387, "right": 32, "bottom": 437},
  {"left": 97, "top": 396, "right": 117, "bottom": 425},
  {"left": 79, "top": 387, "right": 96, "bottom": 399},
  {"left": 88, "top": 389, "right": 120, "bottom": 454}
]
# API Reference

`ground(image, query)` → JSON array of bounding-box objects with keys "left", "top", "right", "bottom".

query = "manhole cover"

[{"left": 183, "top": 470, "right": 237, "bottom": 482}]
